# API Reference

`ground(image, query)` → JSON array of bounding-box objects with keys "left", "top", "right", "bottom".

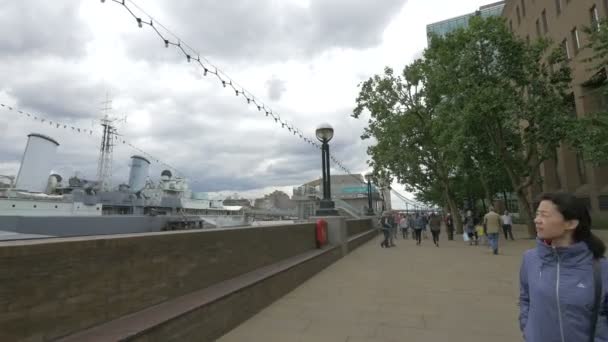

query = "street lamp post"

[
  {"left": 364, "top": 173, "right": 374, "bottom": 216},
  {"left": 315, "top": 123, "right": 338, "bottom": 216}
]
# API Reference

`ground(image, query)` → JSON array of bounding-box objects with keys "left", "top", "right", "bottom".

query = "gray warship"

[{"left": 0, "top": 133, "right": 249, "bottom": 240}]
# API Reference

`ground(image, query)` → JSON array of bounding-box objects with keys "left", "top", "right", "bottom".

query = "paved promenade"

[{"left": 219, "top": 226, "right": 536, "bottom": 342}]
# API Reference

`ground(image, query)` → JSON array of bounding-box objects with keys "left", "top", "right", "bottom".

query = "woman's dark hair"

[{"left": 538, "top": 192, "right": 606, "bottom": 258}]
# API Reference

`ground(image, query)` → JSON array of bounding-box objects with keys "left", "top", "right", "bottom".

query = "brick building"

[{"left": 503, "top": 0, "right": 608, "bottom": 217}]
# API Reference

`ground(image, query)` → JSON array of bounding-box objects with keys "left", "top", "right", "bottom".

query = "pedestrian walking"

[
  {"left": 484, "top": 206, "right": 502, "bottom": 255},
  {"left": 408, "top": 213, "right": 415, "bottom": 240},
  {"left": 501, "top": 210, "right": 515, "bottom": 240},
  {"left": 464, "top": 210, "right": 477, "bottom": 245},
  {"left": 387, "top": 213, "right": 396, "bottom": 247},
  {"left": 413, "top": 214, "right": 425, "bottom": 246},
  {"left": 399, "top": 214, "right": 410, "bottom": 239},
  {"left": 519, "top": 192, "right": 608, "bottom": 341},
  {"left": 379, "top": 213, "right": 391, "bottom": 248},
  {"left": 445, "top": 213, "right": 454, "bottom": 240},
  {"left": 422, "top": 213, "right": 429, "bottom": 240},
  {"left": 429, "top": 213, "right": 442, "bottom": 247},
  {"left": 392, "top": 212, "right": 401, "bottom": 240}
]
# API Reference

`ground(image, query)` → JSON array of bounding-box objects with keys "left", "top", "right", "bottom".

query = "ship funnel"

[
  {"left": 161, "top": 169, "right": 172, "bottom": 182},
  {"left": 128, "top": 155, "right": 150, "bottom": 192},
  {"left": 15, "top": 133, "right": 60, "bottom": 193}
]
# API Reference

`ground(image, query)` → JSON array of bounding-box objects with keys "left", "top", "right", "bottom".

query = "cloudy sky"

[{"left": 0, "top": 0, "right": 495, "bottom": 208}]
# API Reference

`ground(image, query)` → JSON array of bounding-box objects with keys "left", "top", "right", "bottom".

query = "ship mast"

[{"left": 96, "top": 95, "right": 119, "bottom": 192}]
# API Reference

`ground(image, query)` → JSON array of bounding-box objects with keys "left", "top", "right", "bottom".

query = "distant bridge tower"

[{"left": 96, "top": 96, "right": 124, "bottom": 192}]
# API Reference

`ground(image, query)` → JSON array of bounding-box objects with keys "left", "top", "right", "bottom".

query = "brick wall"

[
  {"left": 346, "top": 218, "right": 374, "bottom": 237},
  {"left": 129, "top": 247, "right": 343, "bottom": 342},
  {"left": 0, "top": 224, "right": 316, "bottom": 341}
]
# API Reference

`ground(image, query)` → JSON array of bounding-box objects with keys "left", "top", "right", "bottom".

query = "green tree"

[
  {"left": 353, "top": 61, "right": 464, "bottom": 233},
  {"left": 570, "top": 19, "right": 608, "bottom": 163},
  {"left": 584, "top": 18, "right": 608, "bottom": 73},
  {"left": 422, "top": 16, "right": 573, "bottom": 236}
]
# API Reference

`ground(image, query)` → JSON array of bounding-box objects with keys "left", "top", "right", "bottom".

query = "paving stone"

[{"left": 218, "top": 225, "right": 536, "bottom": 342}]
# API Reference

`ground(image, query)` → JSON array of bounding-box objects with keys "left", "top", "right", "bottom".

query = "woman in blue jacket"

[{"left": 519, "top": 192, "right": 608, "bottom": 341}]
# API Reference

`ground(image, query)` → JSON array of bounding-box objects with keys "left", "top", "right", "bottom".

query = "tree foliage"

[
  {"left": 354, "top": 16, "right": 578, "bottom": 236},
  {"left": 573, "top": 19, "right": 608, "bottom": 163}
]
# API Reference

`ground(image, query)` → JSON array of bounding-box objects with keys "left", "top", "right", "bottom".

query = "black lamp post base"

[
  {"left": 316, "top": 208, "right": 340, "bottom": 216},
  {"left": 316, "top": 200, "right": 339, "bottom": 216},
  {"left": 366, "top": 209, "right": 375, "bottom": 216}
]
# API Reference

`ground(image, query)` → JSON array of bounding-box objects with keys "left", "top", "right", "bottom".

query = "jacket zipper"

[{"left": 554, "top": 247, "right": 566, "bottom": 342}]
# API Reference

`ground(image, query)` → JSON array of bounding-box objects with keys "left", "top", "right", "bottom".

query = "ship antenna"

[{"left": 96, "top": 93, "right": 121, "bottom": 192}]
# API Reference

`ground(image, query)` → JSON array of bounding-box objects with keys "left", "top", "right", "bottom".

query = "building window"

[
  {"left": 599, "top": 195, "right": 608, "bottom": 211},
  {"left": 542, "top": 10, "right": 549, "bottom": 33},
  {"left": 605, "top": 0, "right": 608, "bottom": 16},
  {"left": 566, "top": 92, "right": 576, "bottom": 118},
  {"left": 526, "top": 35, "right": 530, "bottom": 44},
  {"left": 517, "top": 6, "right": 522, "bottom": 25},
  {"left": 591, "top": 5, "right": 600, "bottom": 31},
  {"left": 571, "top": 27, "right": 581, "bottom": 54},
  {"left": 510, "top": 20, "right": 513, "bottom": 32},
  {"left": 555, "top": 0, "right": 562, "bottom": 15},
  {"left": 562, "top": 39, "right": 571, "bottom": 59},
  {"left": 536, "top": 19, "right": 542, "bottom": 37},
  {"left": 577, "top": 152, "right": 588, "bottom": 185},
  {"left": 521, "top": 0, "right": 527, "bottom": 17}
]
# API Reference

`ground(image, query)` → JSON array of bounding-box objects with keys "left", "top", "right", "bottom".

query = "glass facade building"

[{"left": 426, "top": 1, "right": 505, "bottom": 42}]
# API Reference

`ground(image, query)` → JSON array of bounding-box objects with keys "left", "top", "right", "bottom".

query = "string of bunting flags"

[
  {"left": 0, "top": 102, "right": 190, "bottom": 179},
  {"left": 104, "top": 0, "right": 423, "bottom": 206},
  {"left": 1, "top": 1, "right": 424, "bottom": 207},
  {"left": 0, "top": 102, "right": 423, "bottom": 206},
  {"left": 100, "top": 0, "right": 361, "bottom": 178},
  {"left": 0, "top": 103, "right": 95, "bottom": 136}
]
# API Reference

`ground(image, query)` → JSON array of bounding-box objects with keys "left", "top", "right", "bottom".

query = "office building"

[{"left": 426, "top": 1, "right": 506, "bottom": 42}]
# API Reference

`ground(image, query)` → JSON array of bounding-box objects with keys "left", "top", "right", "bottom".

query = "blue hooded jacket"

[{"left": 519, "top": 239, "right": 608, "bottom": 341}]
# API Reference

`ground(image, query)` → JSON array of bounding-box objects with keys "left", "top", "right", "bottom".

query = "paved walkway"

[{"left": 218, "top": 226, "right": 535, "bottom": 342}]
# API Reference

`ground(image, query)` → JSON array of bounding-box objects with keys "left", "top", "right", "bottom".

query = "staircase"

[{"left": 333, "top": 198, "right": 362, "bottom": 219}]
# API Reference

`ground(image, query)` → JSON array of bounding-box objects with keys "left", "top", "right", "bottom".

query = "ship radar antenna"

[{"left": 96, "top": 93, "right": 125, "bottom": 192}]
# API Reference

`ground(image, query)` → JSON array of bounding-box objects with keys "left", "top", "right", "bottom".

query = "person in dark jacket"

[
  {"left": 413, "top": 214, "right": 425, "bottom": 246},
  {"left": 429, "top": 213, "right": 442, "bottom": 247},
  {"left": 379, "top": 213, "right": 391, "bottom": 248},
  {"left": 445, "top": 213, "right": 454, "bottom": 240},
  {"left": 519, "top": 192, "right": 608, "bottom": 341},
  {"left": 464, "top": 210, "right": 477, "bottom": 245}
]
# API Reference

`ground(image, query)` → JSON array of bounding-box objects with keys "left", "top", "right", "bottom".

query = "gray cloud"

[
  {"left": 0, "top": 1, "right": 92, "bottom": 58},
  {"left": 266, "top": 76, "right": 287, "bottom": 101},
  {"left": 0, "top": 1, "right": 375, "bottom": 196},
  {"left": 119, "top": 0, "right": 408, "bottom": 63},
  {"left": 1, "top": 90, "right": 369, "bottom": 194},
  {"left": 6, "top": 68, "right": 106, "bottom": 121},
  {"left": 310, "top": 0, "right": 406, "bottom": 50}
]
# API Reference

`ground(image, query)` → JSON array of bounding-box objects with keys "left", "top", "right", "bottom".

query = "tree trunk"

[
  {"left": 515, "top": 188, "right": 536, "bottom": 238},
  {"left": 438, "top": 171, "right": 462, "bottom": 234},
  {"left": 492, "top": 124, "right": 538, "bottom": 237},
  {"left": 445, "top": 190, "right": 463, "bottom": 234},
  {"left": 478, "top": 169, "right": 494, "bottom": 210}
]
